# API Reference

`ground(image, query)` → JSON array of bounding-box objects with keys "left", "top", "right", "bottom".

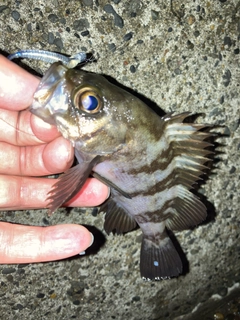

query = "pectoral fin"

[{"left": 47, "top": 156, "right": 100, "bottom": 215}]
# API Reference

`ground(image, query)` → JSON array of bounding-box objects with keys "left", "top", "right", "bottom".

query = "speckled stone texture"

[{"left": 0, "top": 1, "right": 239, "bottom": 319}]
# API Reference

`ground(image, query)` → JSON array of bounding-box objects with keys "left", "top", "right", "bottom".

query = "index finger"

[
  {"left": 0, "top": 55, "right": 39, "bottom": 110},
  {"left": 0, "top": 55, "right": 60, "bottom": 144}
]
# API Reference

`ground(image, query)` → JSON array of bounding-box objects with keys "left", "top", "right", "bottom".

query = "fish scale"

[{"left": 23, "top": 53, "right": 214, "bottom": 280}]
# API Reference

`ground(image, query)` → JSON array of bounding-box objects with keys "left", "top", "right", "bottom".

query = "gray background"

[{"left": 0, "top": 0, "right": 239, "bottom": 319}]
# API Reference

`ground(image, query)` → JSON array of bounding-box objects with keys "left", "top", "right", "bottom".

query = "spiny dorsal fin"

[{"left": 160, "top": 113, "right": 213, "bottom": 230}]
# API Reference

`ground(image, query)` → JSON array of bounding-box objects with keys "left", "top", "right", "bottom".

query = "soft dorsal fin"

[
  {"left": 165, "top": 188, "right": 207, "bottom": 230},
  {"left": 158, "top": 113, "right": 213, "bottom": 230}
]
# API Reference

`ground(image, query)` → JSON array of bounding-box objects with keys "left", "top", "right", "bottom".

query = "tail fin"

[{"left": 140, "top": 234, "right": 182, "bottom": 280}]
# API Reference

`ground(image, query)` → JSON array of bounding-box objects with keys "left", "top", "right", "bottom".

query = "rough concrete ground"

[{"left": 0, "top": 0, "right": 239, "bottom": 319}]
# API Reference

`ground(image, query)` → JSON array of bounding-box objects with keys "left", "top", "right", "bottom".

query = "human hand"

[{"left": 0, "top": 55, "right": 109, "bottom": 263}]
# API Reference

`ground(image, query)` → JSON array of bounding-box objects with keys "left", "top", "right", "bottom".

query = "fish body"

[{"left": 31, "top": 62, "right": 212, "bottom": 280}]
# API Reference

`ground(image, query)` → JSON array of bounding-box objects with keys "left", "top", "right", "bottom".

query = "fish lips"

[{"left": 30, "top": 62, "right": 70, "bottom": 125}]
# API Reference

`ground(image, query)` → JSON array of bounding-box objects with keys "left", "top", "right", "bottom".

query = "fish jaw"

[{"left": 30, "top": 62, "right": 70, "bottom": 125}]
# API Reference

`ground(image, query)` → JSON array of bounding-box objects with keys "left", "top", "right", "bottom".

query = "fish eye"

[{"left": 73, "top": 87, "right": 102, "bottom": 114}]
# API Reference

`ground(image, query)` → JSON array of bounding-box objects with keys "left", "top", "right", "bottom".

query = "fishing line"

[{"left": 0, "top": 116, "right": 36, "bottom": 137}]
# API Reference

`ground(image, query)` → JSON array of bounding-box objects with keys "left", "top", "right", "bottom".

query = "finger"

[
  {"left": 0, "top": 222, "right": 94, "bottom": 263},
  {"left": 0, "top": 55, "right": 39, "bottom": 110},
  {"left": 0, "top": 108, "right": 61, "bottom": 146},
  {"left": 0, "top": 137, "right": 74, "bottom": 176},
  {"left": 0, "top": 55, "right": 61, "bottom": 145},
  {"left": 0, "top": 175, "right": 109, "bottom": 210}
]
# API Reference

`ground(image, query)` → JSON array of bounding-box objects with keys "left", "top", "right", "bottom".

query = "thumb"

[{"left": 0, "top": 222, "right": 93, "bottom": 263}]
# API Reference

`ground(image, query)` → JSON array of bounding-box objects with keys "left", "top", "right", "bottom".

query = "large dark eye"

[{"left": 73, "top": 87, "right": 102, "bottom": 114}]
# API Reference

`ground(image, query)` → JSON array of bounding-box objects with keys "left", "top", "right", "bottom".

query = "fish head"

[{"left": 30, "top": 62, "right": 135, "bottom": 155}]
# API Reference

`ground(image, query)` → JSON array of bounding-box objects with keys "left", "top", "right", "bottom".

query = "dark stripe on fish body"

[
  {"left": 135, "top": 194, "right": 206, "bottom": 231},
  {"left": 141, "top": 231, "right": 168, "bottom": 243},
  {"left": 136, "top": 209, "right": 172, "bottom": 224},
  {"left": 126, "top": 148, "right": 174, "bottom": 176},
  {"left": 126, "top": 140, "right": 211, "bottom": 178},
  {"left": 126, "top": 159, "right": 207, "bottom": 198}
]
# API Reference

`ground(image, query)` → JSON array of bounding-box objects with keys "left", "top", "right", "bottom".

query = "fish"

[{"left": 30, "top": 61, "right": 213, "bottom": 280}]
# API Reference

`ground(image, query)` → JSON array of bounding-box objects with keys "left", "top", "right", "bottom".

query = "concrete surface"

[{"left": 0, "top": 0, "right": 239, "bottom": 319}]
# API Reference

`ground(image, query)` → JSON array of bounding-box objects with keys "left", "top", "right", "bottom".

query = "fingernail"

[
  {"left": 89, "top": 232, "right": 94, "bottom": 247},
  {"left": 79, "top": 233, "right": 94, "bottom": 255},
  {"left": 107, "top": 187, "right": 111, "bottom": 199}
]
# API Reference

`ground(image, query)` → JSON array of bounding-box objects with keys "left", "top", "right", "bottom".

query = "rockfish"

[{"left": 30, "top": 61, "right": 212, "bottom": 280}]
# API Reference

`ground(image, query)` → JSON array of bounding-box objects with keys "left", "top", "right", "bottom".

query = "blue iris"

[{"left": 82, "top": 94, "right": 99, "bottom": 111}]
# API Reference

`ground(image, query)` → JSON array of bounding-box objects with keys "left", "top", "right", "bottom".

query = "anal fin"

[
  {"left": 140, "top": 234, "right": 182, "bottom": 280},
  {"left": 101, "top": 198, "right": 137, "bottom": 234}
]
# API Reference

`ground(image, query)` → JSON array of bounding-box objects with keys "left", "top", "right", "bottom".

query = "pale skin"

[{"left": 0, "top": 55, "right": 109, "bottom": 263}]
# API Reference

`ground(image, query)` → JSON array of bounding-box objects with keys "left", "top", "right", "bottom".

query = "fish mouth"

[{"left": 30, "top": 63, "right": 70, "bottom": 124}]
